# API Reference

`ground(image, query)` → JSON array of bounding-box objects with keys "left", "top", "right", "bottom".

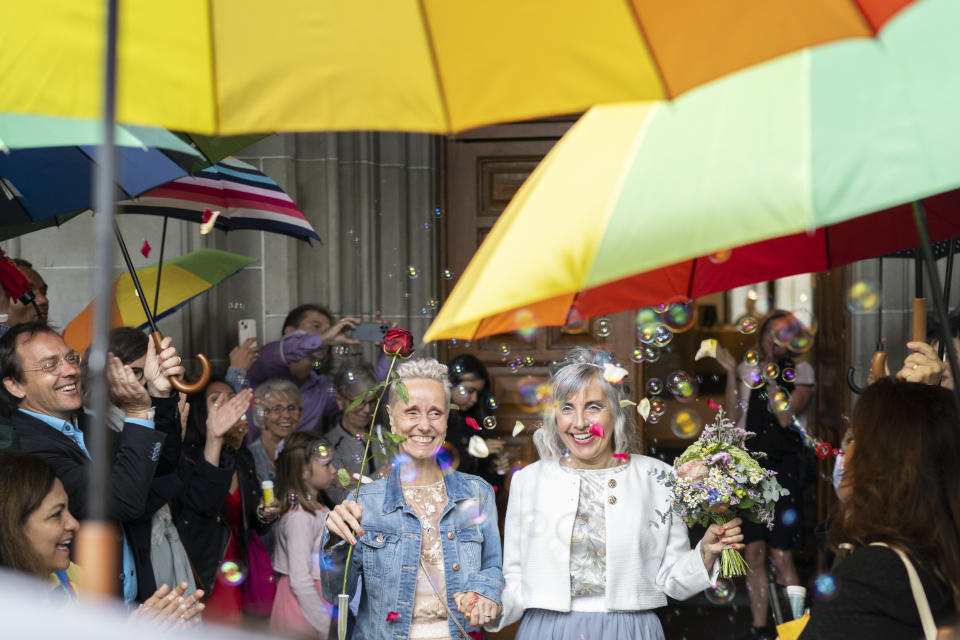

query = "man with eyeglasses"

[{"left": 0, "top": 322, "right": 185, "bottom": 602}]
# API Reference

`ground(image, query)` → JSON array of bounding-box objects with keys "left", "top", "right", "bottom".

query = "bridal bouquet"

[{"left": 654, "top": 408, "right": 789, "bottom": 577}]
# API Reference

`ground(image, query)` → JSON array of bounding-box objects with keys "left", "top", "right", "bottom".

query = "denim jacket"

[{"left": 321, "top": 467, "right": 504, "bottom": 640}]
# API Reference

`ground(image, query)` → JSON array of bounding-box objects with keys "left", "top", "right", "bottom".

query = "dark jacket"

[{"left": 173, "top": 445, "right": 269, "bottom": 592}]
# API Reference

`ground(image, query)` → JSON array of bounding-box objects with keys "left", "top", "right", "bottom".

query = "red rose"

[{"left": 382, "top": 328, "right": 414, "bottom": 358}]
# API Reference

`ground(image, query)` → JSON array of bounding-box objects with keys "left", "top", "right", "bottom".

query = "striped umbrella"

[
  {"left": 118, "top": 157, "right": 320, "bottom": 243},
  {"left": 62, "top": 248, "right": 256, "bottom": 353}
]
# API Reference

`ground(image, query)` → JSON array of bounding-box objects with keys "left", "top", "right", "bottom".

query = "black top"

[
  {"left": 800, "top": 545, "right": 956, "bottom": 639},
  {"left": 744, "top": 357, "right": 804, "bottom": 463}
]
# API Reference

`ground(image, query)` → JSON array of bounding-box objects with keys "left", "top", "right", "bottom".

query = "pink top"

[{"left": 273, "top": 503, "right": 330, "bottom": 633}]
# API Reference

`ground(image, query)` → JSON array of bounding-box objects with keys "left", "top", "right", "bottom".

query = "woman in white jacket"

[{"left": 484, "top": 347, "right": 744, "bottom": 639}]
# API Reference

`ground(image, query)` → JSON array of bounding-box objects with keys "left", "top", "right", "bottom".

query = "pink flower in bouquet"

[{"left": 677, "top": 459, "right": 708, "bottom": 480}]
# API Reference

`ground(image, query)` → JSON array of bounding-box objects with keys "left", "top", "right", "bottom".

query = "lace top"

[
  {"left": 565, "top": 463, "right": 629, "bottom": 597},
  {"left": 402, "top": 480, "right": 451, "bottom": 640}
]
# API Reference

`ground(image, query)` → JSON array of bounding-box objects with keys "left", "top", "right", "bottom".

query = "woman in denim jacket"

[{"left": 322, "top": 358, "right": 504, "bottom": 640}]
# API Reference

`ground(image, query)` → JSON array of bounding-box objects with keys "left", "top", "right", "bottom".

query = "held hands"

[
  {"left": 229, "top": 337, "right": 259, "bottom": 371},
  {"left": 897, "top": 341, "right": 945, "bottom": 386},
  {"left": 326, "top": 500, "right": 364, "bottom": 546},
  {"left": 144, "top": 336, "right": 185, "bottom": 397},
  {"left": 453, "top": 591, "right": 501, "bottom": 627},
  {"left": 700, "top": 517, "right": 744, "bottom": 570},
  {"left": 106, "top": 353, "right": 152, "bottom": 418},
  {"left": 132, "top": 582, "right": 205, "bottom": 629}
]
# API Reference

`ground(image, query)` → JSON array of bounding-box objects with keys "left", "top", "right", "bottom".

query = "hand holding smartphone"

[{"left": 350, "top": 322, "right": 390, "bottom": 342}]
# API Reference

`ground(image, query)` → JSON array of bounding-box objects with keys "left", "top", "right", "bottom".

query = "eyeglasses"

[
  {"left": 263, "top": 404, "right": 301, "bottom": 415},
  {"left": 347, "top": 396, "right": 377, "bottom": 410},
  {"left": 23, "top": 351, "right": 80, "bottom": 375}
]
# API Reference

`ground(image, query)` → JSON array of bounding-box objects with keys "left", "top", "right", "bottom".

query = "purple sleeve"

[{"left": 247, "top": 340, "right": 291, "bottom": 387}]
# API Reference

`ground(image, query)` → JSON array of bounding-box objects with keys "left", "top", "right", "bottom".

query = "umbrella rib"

[
  {"left": 623, "top": 0, "right": 670, "bottom": 98},
  {"left": 415, "top": 0, "right": 453, "bottom": 131},
  {"left": 206, "top": 0, "right": 222, "bottom": 133}
]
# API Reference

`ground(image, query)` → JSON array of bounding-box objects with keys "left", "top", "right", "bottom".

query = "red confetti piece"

[
  {"left": 589, "top": 422, "right": 605, "bottom": 438},
  {"left": 201, "top": 207, "right": 214, "bottom": 224},
  {"left": 612, "top": 453, "right": 628, "bottom": 461},
  {"left": 386, "top": 611, "right": 400, "bottom": 622},
  {"left": 251, "top": 395, "right": 262, "bottom": 406},
  {"left": 816, "top": 442, "right": 832, "bottom": 459},
  {"left": 140, "top": 239, "right": 151, "bottom": 258},
  {"left": 469, "top": 633, "right": 485, "bottom": 640},
  {"left": 466, "top": 417, "right": 481, "bottom": 431},
  {"left": 707, "top": 398, "right": 721, "bottom": 411},
  {"left": 831, "top": 448, "right": 840, "bottom": 457}
]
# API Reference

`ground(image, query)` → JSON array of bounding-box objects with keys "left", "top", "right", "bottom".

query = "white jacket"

[{"left": 490, "top": 455, "right": 717, "bottom": 629}]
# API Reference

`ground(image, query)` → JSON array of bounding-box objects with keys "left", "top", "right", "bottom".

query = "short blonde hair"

[{"left": 391, "top": 358, "right": 452, "bottom": 408}]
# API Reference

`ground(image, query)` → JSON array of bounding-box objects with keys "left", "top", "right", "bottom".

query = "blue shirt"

[{"left": 19, "top": 408, "right": 154, "bottom": 604}]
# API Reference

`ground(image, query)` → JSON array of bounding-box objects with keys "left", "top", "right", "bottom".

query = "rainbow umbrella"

[
  {"left": 0, "top": 0, "right": 915, "bottom": 135},
  {"left": 424, "top": 0, "right": 960, "bottom": 342},
  {"left": 62, "top": 248, "right": 255, "bottom": 353}
]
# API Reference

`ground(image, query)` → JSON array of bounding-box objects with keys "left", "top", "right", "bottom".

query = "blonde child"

[{"left": 270, "top": 432, "right": 338, "bottom": 638}]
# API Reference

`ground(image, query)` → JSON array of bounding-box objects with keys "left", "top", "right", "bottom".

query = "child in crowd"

[{"left": 270, "top": 432, "right": 338, "bottom": 638}]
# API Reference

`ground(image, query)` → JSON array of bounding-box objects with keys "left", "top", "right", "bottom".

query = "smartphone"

[
  {"left": 238, "top": 318, "right": 258, "bottom": 347},
  {"left": 351, "top": 322, "right": 390, "bottom": 342}
]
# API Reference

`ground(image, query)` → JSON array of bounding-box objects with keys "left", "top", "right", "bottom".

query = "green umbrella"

[{"left": 0, "top": 113, "right": 198, "bottom": 153}]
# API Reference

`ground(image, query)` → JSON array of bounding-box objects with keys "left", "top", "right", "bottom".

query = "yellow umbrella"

[{"left": 0, "top": 0, "right": 914, "bottom": 135}]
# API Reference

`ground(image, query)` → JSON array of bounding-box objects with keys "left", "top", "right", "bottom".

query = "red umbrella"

[{"left": 568, "top": 190, "right": 960, "bottom": 318}]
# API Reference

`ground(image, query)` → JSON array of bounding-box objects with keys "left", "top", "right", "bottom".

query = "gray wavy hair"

[
  {"left": 391, "top": 358, "right": 452, "bottom": 408},
  {"left": 534, "top": 346, "right": 639, "bottom": 460}
]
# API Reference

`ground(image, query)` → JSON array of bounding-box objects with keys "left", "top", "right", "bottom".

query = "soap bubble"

[
  {"left": 663, "top": 302, "right": 696, "bottom": 332},
  {"left": 427, "top": 298, "right": 439, "bottom": 310},
  {"left": 442, "top": 267, "right": 454, "bottom": 280},
  {"left": 486, "top": 396, "right": 499, "bottom": 410},
  {"left": 218, "top": 561, "right": 246, "bottom": 586},
  {"left": 482, "top": 416, "right": 497, "bottom": 430},
  {"left": 433, "top": 207, "right": 443, "bottom": 217},
  {"left": 653, "top": 324, "right": 674, "bottom": 347},
  {"left": 846, "top": 280, "right": 880, "bottom": 313},
  {"left": 770, "top": 387, "right": 792, "bottom": 412},
  {"left": 454, "top": 384, "right": 468, "bottom": 400},
  {"left": 498, "top": 343, "right": 511, "bottom": 356},
  {"left": 435, "top": 443, "right": 460, "bottom": 474},
  {"left": 392, "top": 453, "right": 419, "bottom": 482},
  {"left": 744, "top": 367, "right": 765, "bottom": 389},
  {"left": 630, "top": 348, "right": 646, "bottom": 364},
  {"left": 508, "top": 361, "right": 519, "bottom": 373},
  {"left": 667, "top": 371, "right": 698, "bottom": 403},
  {"left": 744, "top": 350, "right": 760, "bottom": 366},
  {"left": 782, "top": 368, "right": 797, "bottom": 383},
  {"left": 781, "top": 507, "right": 799, "bottom": 527},
  {"left": 763, "top": 362, "right": 780, "bottom": 381},
  {"left": 649, "top": 398, "right": 666, "bottom": 418},
  {"left": 738, "top": 316, "right": 759, "bottom": 335},
  {"left": 593, "top": 317, "right": 612, "bottom": 338},
  {"left": 671, "top": 409, "right": 702, "bottom": 439},
  {"left": 644, "top": 347, "right": 660, "bottom": 363},
  {"left": 635, "top": 307, "right": 660, "bottom": 328},
  {"left": 407, "top": 265, "right": 419, "bottom": 279},
  {"left": 457, "top": 498, "right": 487, "bottom": 526},
  {"left": 647, "top": 378, "right": 664, "bottom": 396},
  {"left": 771, "top": 312, "right": 817, "bottom": 353},
  {"left": 522, "top": 356, "right": 535, "bottom": 367},
  {"left": 812, "top": 573, "right": 838, "bottom": 600},
  {"left": 452, "top": 363, "right": 465, "bottom": 376},
  {"left": 637, "top": 322, "right": 658, "bottom": 345},
  {"left": 704, "top": 578, "right": 736, "bottom": 605},
  {"left": 344, "top": 369, "right": 356, "bottom": 383},
  {"left": 708, "top": 249, "right": 732, "bottom": 264}
]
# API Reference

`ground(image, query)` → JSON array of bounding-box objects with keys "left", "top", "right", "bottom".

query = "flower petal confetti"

[
  {"left": 140, "top": 238, "right": 151, "bottom": 258},
  {"left": 619, "top": 399, "right": 637, "bottom": 408},
  {"left": 707, "top": 398, "right": 722, "bottom": 412},
  {"left": 512, "top": 420, "right": 525, "bottom": 437},
  {"left": 200, "top": 207, "right": 221, "bottom": 235},
  {"left": 638, "top": 398, "right": 651, "bottom": 421},
  {"left": 588, "top": 423, "right": 605, "bottom": 438},
  {"left": 467, "top": 435, "right": 490, "bottom": 458},
  {"left": 694, "top": 338, "right": 718, "bottom": 361},
  {"left": 351, "top": 472, "right": 374, "bottom": 485},
  {"left": 612, "top": 453, "right": 628, "bottom": 461},
  {"left": 466, "top": 417, "right": 481, "bottom": 431},
  {"left": 602, "top": 363, "right": 628, "bottom": 384},
  {"left": 386, "top": 611, "right": 400, "bottom": 622}
]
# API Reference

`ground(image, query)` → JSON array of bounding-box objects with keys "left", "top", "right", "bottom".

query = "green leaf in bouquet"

[
  {"left": 337, "top": 467, "right": 352, "bottom": 489},
  {"left": 738, "top": 498, "right": 756, "bottom": 509},
  {"left": 383, "top": 431, "right": 407, "bottom": 445},
  {"left": 395, "top": 381, "right": 409, "bottom": 405}
]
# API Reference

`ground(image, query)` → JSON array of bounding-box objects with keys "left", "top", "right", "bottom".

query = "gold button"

[
  {"left": 376, "top": 534, "right": 384, "bottom": 543},
  {"left": 447, "top": 531, "right": 455, "bottom": 539},
  {"left": 608, "top": 496, "right": 617, "bottom": 505},
  {"left": 608, "top": 479, "right": 617, "bottom": 488},
  {"left": 452, "top": 563, "right": 460, "bottom": 571}
]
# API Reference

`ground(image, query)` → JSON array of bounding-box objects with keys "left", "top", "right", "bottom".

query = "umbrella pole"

[
  {"left": 77, "top": 0, "right": 119, "bottom": 599},
  {"left": 939, "top": 238, "right": 956, "bottom": 360},
  {"left": 152, "top": 216, "right": 168, "bottom": 318},
  {"left": 913, "top": 202, "right": 960, "bottom": 419}
]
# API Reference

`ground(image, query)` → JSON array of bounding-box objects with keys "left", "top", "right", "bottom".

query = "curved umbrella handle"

[
  {"left": 846, "top": 366, "right": 865, "bottom": 395},
  {"left": 150, "top": 331, "right": 211, "bottom": 394}
]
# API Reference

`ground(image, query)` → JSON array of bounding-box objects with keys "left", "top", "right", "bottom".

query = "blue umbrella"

[{"left": 0, "top": 144, "right": 190, "bottom": 227}]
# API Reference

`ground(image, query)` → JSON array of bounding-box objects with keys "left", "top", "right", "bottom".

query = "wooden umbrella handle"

[
  {"left": 913, "top": 297, "right": 927, "bottom": 343},
  {"left": 150, "top": 331, "right": 211, "bottom": 394},
  {"left": 870, "top": 350, "right": 888, "bottom": 382}
]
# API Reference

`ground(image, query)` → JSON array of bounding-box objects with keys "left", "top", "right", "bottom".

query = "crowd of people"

[{"left": 0, "top": 255, "right": 956, "bottom": 639}]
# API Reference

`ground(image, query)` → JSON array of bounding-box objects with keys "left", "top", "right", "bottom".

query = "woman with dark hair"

[
  {"left": 716, "top": 310, "right": 815, "bottom": 639},
  {"left": 447, "top": 354, "right": 507, "bottom": 486},
  {"left": 175, "top": 380, "right": 276, "bottom": 627},
  {"left": 800, "top": 379, "right": 959, "bottom": 638}
]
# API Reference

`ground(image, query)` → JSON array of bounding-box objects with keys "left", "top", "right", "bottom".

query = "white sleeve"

[
  {"left": 794, "top": 361, "right": 816, "bottom": 387},
  {"left": 486, "top": 467, "right": 528, "bottom": 631},
  {"left": 654, "top": 506, "right": 716, "bottom": 601}
]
